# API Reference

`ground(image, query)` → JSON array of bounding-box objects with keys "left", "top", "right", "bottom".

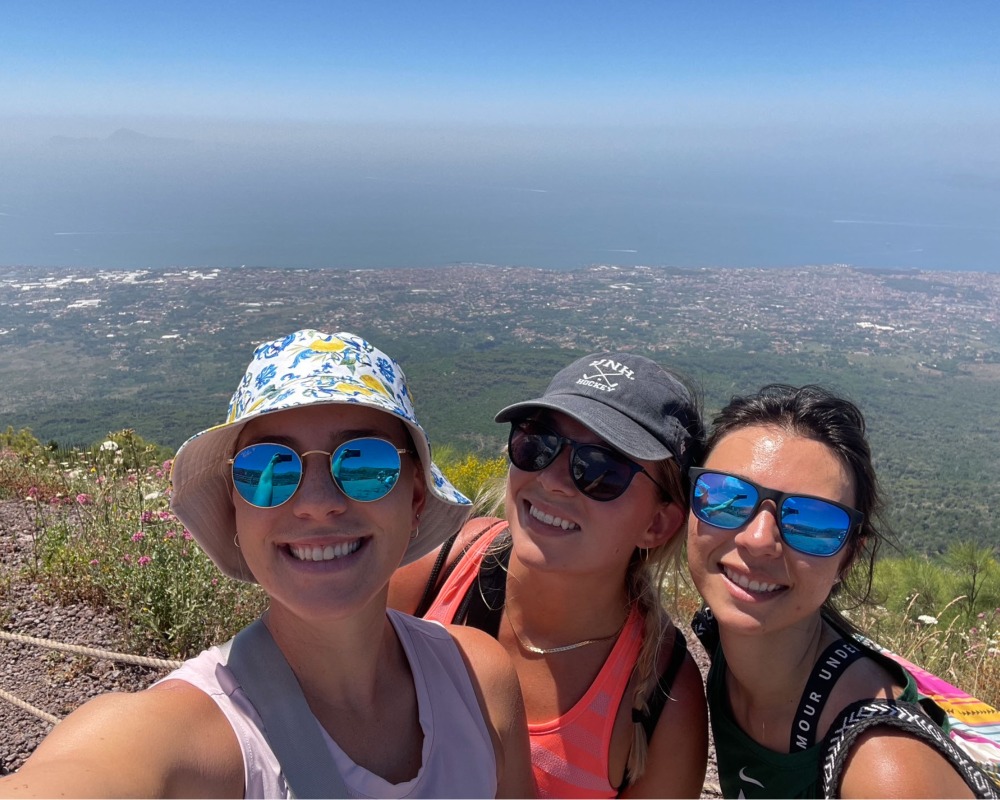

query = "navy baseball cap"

[{"left": 495, "top": 352, "right": 699, "bottom": 463}]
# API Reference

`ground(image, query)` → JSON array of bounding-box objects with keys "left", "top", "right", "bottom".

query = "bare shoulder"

[
  {"left": 840, "top": 727, "right": 976, "bottom": 799},
  {"left": 0, "top": 680, "right": 242, "bottom": 798},
  {"left": 446, "top": 624, "right": 520, "bottom": 691}
]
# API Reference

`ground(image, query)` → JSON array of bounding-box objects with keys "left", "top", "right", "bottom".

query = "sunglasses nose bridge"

[
  {"left": 292, "top": 450, "right": 350, "bottom": 507},
  {"left": 733, "top": 498, "right": 784, "bottom": 554}
]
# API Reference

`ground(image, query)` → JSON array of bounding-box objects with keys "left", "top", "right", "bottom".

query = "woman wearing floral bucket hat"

[{"left": 0, "top": 330, "right": 534, "bottom": 799}]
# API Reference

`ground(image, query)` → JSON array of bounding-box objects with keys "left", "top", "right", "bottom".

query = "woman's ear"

[{"left": 638, "top": 501, "right": 685, "bottom": 550}]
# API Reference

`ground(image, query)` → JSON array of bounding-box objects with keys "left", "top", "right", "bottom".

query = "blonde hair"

[
  {"left": 622, "top": 454, "right": 689, "bottom": 782},
  {"left": 476, "top": 416, "right": 701, "bottom": 785}
]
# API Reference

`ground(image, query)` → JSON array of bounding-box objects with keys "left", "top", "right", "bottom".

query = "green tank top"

[{"left": 702, "top": 619, "right": 919, "bottom": 798}]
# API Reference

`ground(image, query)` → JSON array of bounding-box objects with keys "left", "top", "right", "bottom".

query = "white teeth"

[
  {"left": 289, "top": 540, "right": 361, "bottom": 561},
  {"left": 723, "top": 566, "right": 782, "bottom": 593},
  {"left": 529, "top": 504, "right": 580, "bottom": 531}
]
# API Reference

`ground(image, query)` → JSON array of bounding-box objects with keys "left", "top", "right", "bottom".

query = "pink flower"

[
  {"left": 131, "top": 531, "right": 145, "bottom": 542},
  {"left": 27, "top": 486, "right": 39, "bottom": 498},
  {"left": 89, "top": 559, "right": 99, "bottom": 567},
  {"left": 138, "top": 556, "right": 152, "bottom": 567},
  {"left": 182, "top": 530, "right": 194, "bottom": 541},
  {"left": 158, "top": 511, "right": 173, "bottom": 521},
  {"left": 211, "top": 578, "right": 219, "bottom": 586},
  {"left": 164, "top": 530, "right": 177, "bottom": 539},
  {"left": 122, "top": 554, "right": 132, "bottom": 564},
  {"left": 75, "top": 493, "right": 92, "bottom": 505},
  {"left": 141, "top": 511, "right": 154, "bottom": 523}
]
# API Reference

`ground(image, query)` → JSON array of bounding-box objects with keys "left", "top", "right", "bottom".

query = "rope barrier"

[
  {"left": 0, "top": 630, "right": 183, "bottom": 669},
  {"left": 0, "top": 630, "right": 182, "bottom": 726},
  {"left": 0, "top": 687, "right": 59, "bottom": 726}
]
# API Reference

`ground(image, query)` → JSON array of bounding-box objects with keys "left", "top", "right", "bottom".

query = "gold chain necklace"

[{"left": 504, "top": 607, "right": 627, "bottom": 655}]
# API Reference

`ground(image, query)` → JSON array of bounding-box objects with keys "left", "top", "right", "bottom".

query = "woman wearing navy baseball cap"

[{"left": 392, "top": 351, "right": 709, "bottom": 798}]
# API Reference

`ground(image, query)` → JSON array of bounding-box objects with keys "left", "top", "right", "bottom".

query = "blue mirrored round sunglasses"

[
  {"left": 688, "top": 467, "right": 863, "bottom": 557},
  {"left": 230, "top": 438, "right": 412, "bottom": 507}
]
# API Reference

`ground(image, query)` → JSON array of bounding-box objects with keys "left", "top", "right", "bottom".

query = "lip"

[
  {"left": 720, "top": 563, "right": 786, "bottom": 598},
  {"left": 524, "top": 500, "right": 581, "bottom": 533}
]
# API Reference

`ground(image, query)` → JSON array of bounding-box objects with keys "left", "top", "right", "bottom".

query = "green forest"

[{"left": 8, "top": 337, "right": 998, "bottom": 556}]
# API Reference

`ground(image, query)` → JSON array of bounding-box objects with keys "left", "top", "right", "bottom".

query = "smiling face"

[
  {"left": 232, "top": 403, "right": 425, "bottom": 623},
  {"left": 686, "top": 424, "right": 856, "bottom": 638},
  {"left": 505, "top": 411, "right": 683, "bottom": 580}
]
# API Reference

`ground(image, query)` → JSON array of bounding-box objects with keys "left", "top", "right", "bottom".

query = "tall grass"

[{"left": 0, "top": 426, "right": 997, "bottom": 706}]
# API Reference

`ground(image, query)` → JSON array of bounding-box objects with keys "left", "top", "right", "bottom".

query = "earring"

[
  {"left": 638, "top": 547, "right": 649, "bottom": 562},
  {"left": 410, "top": 528, "right": 420, "bottom": 540},
  {"left": 234, "top": 533, "right": 241, "bottom": 549}
]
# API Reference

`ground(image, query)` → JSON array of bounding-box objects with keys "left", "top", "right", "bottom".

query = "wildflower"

[
  {"left": 143, "top": 491, "right": 161, "bottom": 501},
  {"left": 100, "top": 440, "right": 119, "bottom": 452},
  {"left": 75, "top": 493, "right": 92, "bottom": 505},
  {"left": 158, "top": 511, "right": 173, "bottom": 520},
  {"left": 27, "top": 486, "right": 39, "bottom": 498},
  {"left": 141, "top": 511, "right": 154, "bottom": 523},
  {"left": 917, "top": 614, "right": 939, "bottom": 625},
  {"left": 164, "top": 530, "right": 177, "bottom": 539},
  {"left": 131, "top": 531, "right": 145, "bottom": 542},
  {"left": 122, "top": 554, "right": 132, "bottom": 564},
  {"left": 211, "top": 578, "right": 218, "bottom": 586},
  {"left": 182, "top": 529, "right": 193, "bottom": 541},
  {"left": 138, "top": 556, "right": 152, "bottom": 567},
  {"left": 89, "top": 559, "right": 99, "bottom": 567}
]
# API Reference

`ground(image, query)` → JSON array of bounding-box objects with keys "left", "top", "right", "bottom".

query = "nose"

[
  {"left": 534, "top": 442, "right": 577, "bottom": 496},
  {"left": 290, "top": 452, "right": 349, "bottom": 516},
  {"left": 733, "top": 500, "right": 783, "bottom": 557}
]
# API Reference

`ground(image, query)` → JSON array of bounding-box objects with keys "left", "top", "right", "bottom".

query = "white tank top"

[{"left": 157, "top": 610, "right": 497, "bottom": 798}]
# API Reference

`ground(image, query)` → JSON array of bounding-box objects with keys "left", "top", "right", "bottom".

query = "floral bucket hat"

[{"left": 170, "top": 329, "right": 472, "bottom": 582}]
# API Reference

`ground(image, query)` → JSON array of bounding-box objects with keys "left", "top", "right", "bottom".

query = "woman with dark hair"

[
  {"left": 688, "top": 384, "right": 997, "bottom": 798},
  {"left": 392, "top": 351, "right": 709, "bottom": 797}
]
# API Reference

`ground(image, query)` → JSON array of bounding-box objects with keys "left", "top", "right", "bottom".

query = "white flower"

[
  {"left": 917, "top": 614, "right": 939, "bottom": 625},
  {"left": 100, "top": 440, "right": 119, "bottom": 452},
  {"left": 143, "top": 491, "right": 162, "bottom": 501}
]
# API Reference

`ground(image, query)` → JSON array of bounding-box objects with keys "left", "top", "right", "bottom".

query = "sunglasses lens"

[
  {"left": 331, "top": 438, "right": 403, "bottom": 502},
  {"left": 692, "top": 472, "right": 758, "bottom": 528},
  {"left": 780, "top": 497, "right": 850, "bottom": 556},
  {"left": 572, "top": 445, "right": 636, "bottom": 501},
  {"left": 232, "top": 443, "right": 303, "bottom": 508},
  {"left": 508, "top": 425, "right": 560, "bottom": 472}
]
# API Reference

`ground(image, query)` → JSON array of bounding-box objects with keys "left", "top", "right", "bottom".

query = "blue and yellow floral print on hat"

[{"left": 170, "top": 330, "right": 472, "bottom": 582}]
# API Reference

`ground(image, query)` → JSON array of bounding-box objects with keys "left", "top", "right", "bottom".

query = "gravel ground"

[{"left": 0, "top": 498, "right": 721, "bottom": 795}]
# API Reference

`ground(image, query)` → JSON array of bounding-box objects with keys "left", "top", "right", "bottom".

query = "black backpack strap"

[
  {"left": 456, "top": 528, "right": 511, "bottom": 638},
  {"left": 820, "top": 698, "right": 1000, "bottom": 799},
  {"left": 413, "top": 531, "right": 459, "bottom": 617},
  {"left": 631, "top": 628, "right": 689, "bottom": 743},
  {"left": 789, "top": 637, "right": 865, "bottom": 751},
  {"left": 691, "top": 605, "right": 719, "bottom": 656},
  {"left": 221, "top": 618, "right": 348, "bottom": 798}
]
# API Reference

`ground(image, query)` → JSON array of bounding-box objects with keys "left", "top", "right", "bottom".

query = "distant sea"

[{"left": 1, "top": 129, "right": 997, "bottom": 273}]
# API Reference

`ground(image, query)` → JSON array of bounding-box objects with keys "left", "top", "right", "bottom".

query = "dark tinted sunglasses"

[
  {"left": 230, "top": 438, "right": 412, "bottom": 508},
  {"left": 507, "top": 419, "right": 665, "bottom": 502},
  {"left": 689, "top": 467, "right": 862, "bottom": 557}
]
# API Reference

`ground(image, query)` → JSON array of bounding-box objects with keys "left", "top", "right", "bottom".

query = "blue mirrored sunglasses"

[
  {"left": 230, "top": 438, "right": 412, "bottom": 507},
  {"left": 688, "top": 467, "right": 863, "bottom": 557}
]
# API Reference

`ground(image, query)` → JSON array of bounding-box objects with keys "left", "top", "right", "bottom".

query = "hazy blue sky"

[{"left": 2, "top": 1, "right": 998, "bottom": 271}]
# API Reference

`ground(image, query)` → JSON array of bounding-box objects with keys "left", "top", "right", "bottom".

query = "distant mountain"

[{"left": 48, "top": 128, "right": 192, "bottom": 149}]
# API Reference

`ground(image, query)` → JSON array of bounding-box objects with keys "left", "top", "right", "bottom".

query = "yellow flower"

[
  {"left": 360, "top": 374, "right": 390, "bottom": 396},
  {"left": 308, "top": 339, "right": 347, "bottom": 353}
]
